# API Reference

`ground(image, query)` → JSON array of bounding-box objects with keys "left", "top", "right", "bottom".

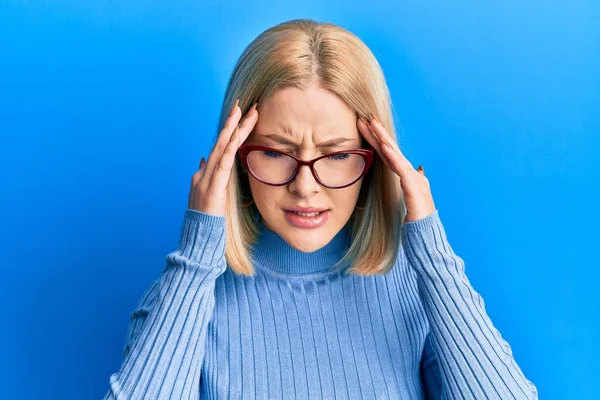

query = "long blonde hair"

[{"left": 216, "top": 19, "right": 406, "bottom": 276}]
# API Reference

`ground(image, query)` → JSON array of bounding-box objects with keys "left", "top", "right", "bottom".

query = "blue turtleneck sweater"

[{"left": 103, "top": 208, "right": 538, "bottom": 399}]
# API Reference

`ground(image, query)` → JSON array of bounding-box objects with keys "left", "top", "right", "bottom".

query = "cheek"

[
  {"left": 329, "top": 185, "right": 361, "bottom": 211},
  {"left": 248, "top": 178, "right": 282, "bottom": 208},
  {"left": 248, "top": 176, "right": 362, "bottom": 213}
]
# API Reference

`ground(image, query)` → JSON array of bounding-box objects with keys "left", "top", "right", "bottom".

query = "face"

[{"left": 244, "top": 84, "right": 366, "bottom": 253}]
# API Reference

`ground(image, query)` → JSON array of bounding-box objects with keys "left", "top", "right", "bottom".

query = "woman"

[{"left": 104, "top": 19, "right": 538, "bottom": 399}]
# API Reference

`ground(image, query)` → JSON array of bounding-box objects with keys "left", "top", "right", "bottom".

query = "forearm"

[
  {"left": 104, "top": 210, "right": 227, "bottom": 399},
  {"left": 402, "top": 210, "right": 538, "bottom": 400}
]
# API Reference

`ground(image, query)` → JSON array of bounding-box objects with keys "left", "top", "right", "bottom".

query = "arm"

[
  {"left": 402, "top": 209, "right": 538, "bottom": 400},
  {"left": 103, "top": 209, "right": 227, "bottom": 400}
]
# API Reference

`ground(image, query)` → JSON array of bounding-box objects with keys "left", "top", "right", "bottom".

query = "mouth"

[
  {"left": 283, "top": 208, "right": 330, "bottom": 229},
  {"left": 283, "top": 206, "right": 329, "bottom": 215},
  {"left": 285, "top": 210, "right": 327, "bottom": 217}
]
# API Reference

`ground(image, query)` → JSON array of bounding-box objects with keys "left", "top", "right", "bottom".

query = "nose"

[{"left": 288, "top": 164, "right": 321, "bottom": 198}]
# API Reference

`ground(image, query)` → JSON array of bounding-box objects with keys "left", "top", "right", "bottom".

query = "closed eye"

[
  {"left": 263, "top": 151, "right": 284, "bottom": 158},
  {"left": 327, "top": 153, "right": 350, "bottom": 160}
]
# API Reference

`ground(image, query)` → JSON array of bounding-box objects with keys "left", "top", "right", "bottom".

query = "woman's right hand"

[{"left": 188, "top": 99, "right": 259, "bottom": 217}]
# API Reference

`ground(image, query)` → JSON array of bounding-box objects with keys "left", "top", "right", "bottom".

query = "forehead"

[{"left": 254, "top": 85, "right": 360, "bottom": 142}]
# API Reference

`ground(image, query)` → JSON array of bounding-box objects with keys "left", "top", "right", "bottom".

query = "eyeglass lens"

[{"left": 246, "top": 150, "right": 366, "bottom": 187}]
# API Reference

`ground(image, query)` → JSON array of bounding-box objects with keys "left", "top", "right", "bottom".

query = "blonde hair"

[{"left": 216, "top": 19, "right": 407, "bottom": 276}]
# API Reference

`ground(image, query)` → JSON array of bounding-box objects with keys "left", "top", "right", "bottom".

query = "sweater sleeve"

[
  {"left": 103, "top": 209, "right": 227, "bottom": 400},
  {"left": 401, "top": 209, "right": 538, "bottom": 400}
]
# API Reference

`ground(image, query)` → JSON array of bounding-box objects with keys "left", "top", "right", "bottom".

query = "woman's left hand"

[{"left": 357, "top": 114, "right": 436, "bottom": 223}]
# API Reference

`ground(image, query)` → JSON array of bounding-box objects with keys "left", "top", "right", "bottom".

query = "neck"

[{"left": 250, "top": 214, "right": 352, "bottom": 276}]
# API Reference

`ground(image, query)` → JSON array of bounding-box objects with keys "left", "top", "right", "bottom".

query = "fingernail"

[
  {"left": 249, "top": 102, "right": 258, "bottom": 116},
  {"left": 370, "top": 113, "right": 380, "bottom": 126},
  {"left": 229, "top": 98, "right": 239, "bottom": 116}
]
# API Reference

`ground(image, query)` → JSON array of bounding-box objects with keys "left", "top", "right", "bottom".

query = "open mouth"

[
  {"left": 288, "top": 210, "right": 325, "bottom": 217},
  {"left": 283, "top": 209, "right": 330, "bottom": 228}
]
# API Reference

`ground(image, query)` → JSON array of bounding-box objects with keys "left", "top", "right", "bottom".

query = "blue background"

[{"left": 1, "top": 1, "right": 598, "bottom": 399}]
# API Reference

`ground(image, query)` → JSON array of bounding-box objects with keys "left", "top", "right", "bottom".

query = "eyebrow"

[{"left": 261, "top": 133, "right": 354, "bottom": 148}]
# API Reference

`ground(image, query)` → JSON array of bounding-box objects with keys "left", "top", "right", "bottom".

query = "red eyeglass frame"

[{"left": 237, "top": 144, "right": 375, "bottom": 189}]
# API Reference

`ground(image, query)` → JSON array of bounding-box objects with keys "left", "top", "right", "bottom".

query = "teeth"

[{"left": 292, "top": 211, "right": 322, "bottom": 217}]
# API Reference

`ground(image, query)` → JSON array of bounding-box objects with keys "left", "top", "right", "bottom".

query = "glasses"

[{"left": 238, "top": 144, "right": 374, "bottom": 189}]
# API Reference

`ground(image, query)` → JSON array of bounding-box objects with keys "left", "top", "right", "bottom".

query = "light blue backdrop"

[{"left": 1, "top": 1, "right": 598, "bottom": 399}]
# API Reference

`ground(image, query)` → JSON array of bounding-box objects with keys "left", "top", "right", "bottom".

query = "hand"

[
  {"left": 188, "top": 99, "right": 259, "bottom": 216},
  {"left": 357, "top": 114, "right": 435, "bottom": 223}
]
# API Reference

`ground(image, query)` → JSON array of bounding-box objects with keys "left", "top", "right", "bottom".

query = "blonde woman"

[{"left": 104, "top": 19, "right": 538, "bottom": 399}]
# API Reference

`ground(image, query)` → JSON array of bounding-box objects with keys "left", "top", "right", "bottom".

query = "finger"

[
  {"left": 206, "top": 128, "right": 240, "bottom": 195},
  {"left": 190, "top": 156, "right": 206, "bottom": 185},
  {"left": 357, "top": 116, "right": 396, "bottom": 171},
  {"left": 189, "top": 157, "right": 206, "bottom": 207},
  {"left": 203, "top": 102, "right": 242, "bottom": 184},
  {"left": 380, "top": 141, "right": 409, "bottom": 178},
  {"left": 207, "top": 102, "right": 258, "bottom": 186},
  {"left": 369, "top": 115, "right": 415, "bottom": 178},
  {"left": 235, "top": 102, "right": 259, "bottom": 144},
  {"left": 380, "top": 141, "right": 424, "bottom": 184},
  {"left": 197, "top": 157, "right": 207, "bottom": 178},
  {"left": 357, "top": 116, "right": 382, "bottom": 153},
  {"left": 368, "top": 114, "right": 399, "bottom": 151}
]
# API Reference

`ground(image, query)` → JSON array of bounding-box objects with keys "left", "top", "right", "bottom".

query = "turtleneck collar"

[{"left": 249, "top": 212, "right": 352, "bottom": 277}]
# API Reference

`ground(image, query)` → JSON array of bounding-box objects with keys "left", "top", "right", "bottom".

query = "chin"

[{"left": 284, "top": 230, "right": 330, "bottom": 253}]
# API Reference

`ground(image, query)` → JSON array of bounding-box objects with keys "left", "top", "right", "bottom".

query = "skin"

[
  {"left": 245, "top": 84, "right": 365, "bottom": 253},
  {"left": 356, "top": 114, "right": 436, "bottom": 224},
  {"left": 189, "top": 83, "right": 436, "bottom": 253}
]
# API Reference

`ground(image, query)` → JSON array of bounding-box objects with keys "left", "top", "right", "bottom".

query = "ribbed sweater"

[{"left": 103, "top": 208, "right": 538, "bottom": 399}]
